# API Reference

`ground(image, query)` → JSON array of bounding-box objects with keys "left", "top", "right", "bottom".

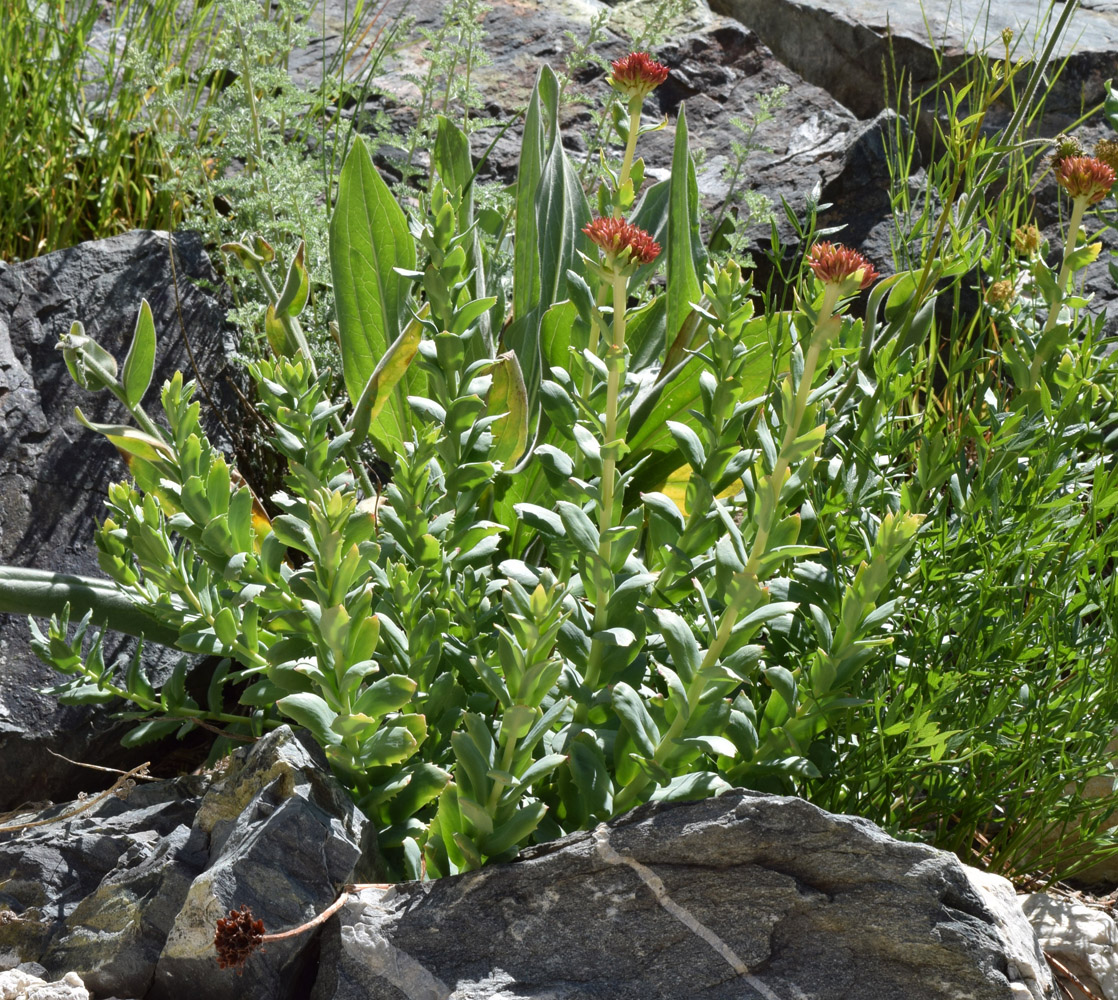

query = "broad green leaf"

[
  {"left": 346, "top": 304, "right": 427, "bottom": 449},
  {"left": 649, "top": 771, "right": 732, "bottom": 802},
  {"left": 512, "top": 69, "right": 548, "bottom": 324},
  {"left": 330, "top": 134, "right": 418, "bottom": 407},
  {"left": 485, "top": 351, "right": 530, "bottom": 466},
  {"left": 74, "top": 408, "right": 173, "bottom": 464},
  {"left": 352, "top": 674, "right": 418, "bottom": 719},
  {"left": 480, "top": 801, "right": 548, "bottom": 857},
  {"left": 385, "top": 762, "right": 453, "bottom": 823},
  {"left": 564, "top": 734, "right": 613, "bottom": 823},
  {"left": 277, "top": 692, "right": 340, "bottom": 746},
  {"left": 505, "top": 86, "right": 592, "bottom": 408},
  {"left": 121, "top": 299, "right": 156, "bottom": 407},
  {"left": 665, "top": 103, "right": 706, "bottom": 353},
  {"left": 355, "top": 725, "right": 420, "bottom": 767},
  {"left": 628, "top": 178, "right": 671, "bottom": 297},
  {"left": 656, "top": 608, "right": 702, "bottom": 684}
]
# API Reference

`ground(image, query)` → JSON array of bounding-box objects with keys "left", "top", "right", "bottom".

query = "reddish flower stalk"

[
  {"left": 215, "top": 886, "right": 387, "bottom": 974},
  {"left": 582, "top": 217, "right": 661, "bottom": 269},
  {"left": 805, "top": 242, "right": 879, "bottom": 290},
  {"left": 609, "top": 52, "right": 670, "bottom": 101},
  {"left": 1055, "top": 156, "right": 1115, "bottom": 205}
]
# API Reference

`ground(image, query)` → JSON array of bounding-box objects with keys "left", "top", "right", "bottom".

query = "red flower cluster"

[
  {"left": 215, "top": 904, "right": 266, "bottom": 974},
  {"left": 609, "top": 51, "right": 670, "bottom": 101},
  {"left": 805, "top": 242, "right": 879, "bottom": 290},
  {"left": 1056, "top": 156, "right": 1116, "bottom": 205},
  {"left": 583, "top": 217, "right": 662, "bottom": 267}
]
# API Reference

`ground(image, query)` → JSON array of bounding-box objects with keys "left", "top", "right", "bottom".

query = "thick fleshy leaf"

[
  {"left": 74, "top": 408, "right": 173, "bottom": 464},
  {"left": 330, "top": 134, "right": 417, "bottom": 407},
  {"left": 276, "top": 241, "right": 311, "bottom": 318},
  {"left": 121, "top": 299, "right": 156, "bottom": 407},
  {"left": 434, "top": 115, "right": 473, "bottom": 196},
  {"left": 277, "top": 692, "right": 340, "bottom": 746}
]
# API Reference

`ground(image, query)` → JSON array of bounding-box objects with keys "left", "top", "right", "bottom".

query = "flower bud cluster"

[{"left": 608, "top": 52, "right": 670, "bottom": 101}]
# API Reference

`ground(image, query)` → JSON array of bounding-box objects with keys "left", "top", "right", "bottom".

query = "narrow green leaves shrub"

[{"left": 12, "top": 42, "right": 1118, "bottom": 886}]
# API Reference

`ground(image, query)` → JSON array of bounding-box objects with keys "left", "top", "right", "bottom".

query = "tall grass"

[{"left": 0, "top": 0, "right": 220, "bottom": 260}]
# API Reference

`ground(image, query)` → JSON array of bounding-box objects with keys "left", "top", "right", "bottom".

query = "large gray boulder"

[
  {"left": 312, "top": 791, "right": 1055, "bottom": 1000},
  {"left": 0, "top": 230, "right": 234, "bottom": 811}
]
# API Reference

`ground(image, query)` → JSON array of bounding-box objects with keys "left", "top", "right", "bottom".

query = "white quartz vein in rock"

[{"left": 593, "top": 824, "right": 785, "bottom": 1000}]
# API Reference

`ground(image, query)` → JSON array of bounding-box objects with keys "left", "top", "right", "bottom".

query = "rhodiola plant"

[{"left": 2, "top": 53, "right": 934, "bottom": 880}]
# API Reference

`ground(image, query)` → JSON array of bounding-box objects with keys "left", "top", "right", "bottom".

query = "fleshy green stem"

[
  {"left": 615, "top": 98, "right": 642, "bottom": 215},
  {"left": 582, "top": 268, "right": 630, "bottom": 697}
]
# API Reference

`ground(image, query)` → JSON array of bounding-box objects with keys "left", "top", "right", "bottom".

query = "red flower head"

[
  {"left": 583, "top": 217, "right": 661, "bottom": 271},
  {"left": 805, "top": 242, "right": 879, "bottom": 291},
  {"left": 609, "top": 52, "right": 670, "bottom": 101},
  {"left": 215, "top": 904, "right": 266, "bottom": 974},
  {"left": 1056, "top": 156, "right": 1116, "bottom": 205}
]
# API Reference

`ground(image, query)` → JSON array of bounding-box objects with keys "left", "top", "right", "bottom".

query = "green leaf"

[
  {"left": 277, "top": 692, "right": 340, "bottom": 746},
  {"left": 649, "top": 771, "right": 732, "bottom": 803},
  {"left": 434, "top": 115, "right": 474, "bottom": 196},
  {"left": 74, "top": 408, "right": 173, "bottom": 464},
  {"left": 485, "top": 351, "right": 530, "bottom": 466},
  {"left": 555, "top": 501, "right": 599, "bottom": 554},
  {"left": 656, "top": 609, "right": 702, "bottom": 684},
  {"left": 612, "top": 681, "right": 660, "bottom": 757},
  {"left": 276, "top": 241, "right": 311, "bottom": 318},
  {"left": 346, "top": 304, "right": 427, "bottom": 449},
  {"left": 121, "top": 718, "right": 182, "bottom": 747},
  {"left": 330, "top": 134, "right": 418, "bottom": 407},
  {"left": 352, "top": 674, "right": 418, "bottom": 719},
  {"left": 506, "top": 69, "right": 591, "bottom": 409},
  {"left": 355, "top": 725, "right": 420, "bottom": 767},
  {"left": 512, "top": 68, "right": 548, "bottom": 325},
  {"left": 565, "top": 734, "right": 613, "bottom": 823},
  {"left": 121, "top": 299, "right": 156, "bottom": 407},
  {"left": 665, "top": 103, "right": 705, "bottom": 353},
  {"left": 480, "top": 801, "right": 548, "bottom": 857}
]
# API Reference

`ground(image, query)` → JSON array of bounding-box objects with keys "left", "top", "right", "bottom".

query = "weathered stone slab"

[{"left": 312, "top": 791, "right": 1056, "bottom": 1000}]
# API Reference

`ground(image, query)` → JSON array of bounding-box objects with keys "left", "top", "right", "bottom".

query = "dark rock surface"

[
  {"left": 312, "top": 791, "right": 1055, "bottom": 1000},
  {"left": 295, "top": 0, "right": 860, "bottom": 228},
  {"left": 0, "top": 230, "right": 234, "bottom": 812},
  {"left": 0, "top": 726, "right": 369, "bottom": 1000},
  {"left": 708, "top": 0, "right": 1118, "bottom": 122}
]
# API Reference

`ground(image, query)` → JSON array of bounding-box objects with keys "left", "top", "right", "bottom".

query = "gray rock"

[
  {"left": 708, "top": 0, "right": 1118, "bottom": 121},
  {"left": 0, "top": 770, "right": 206, "bottom": 982},
  {"left": 0, "top": 726, "right": 369, "bottom": 1000},
  {"left": 0, "top": 230, "right": 234, "bottom": 812},
  {"left": 1022, "top": 892, "right": 1118, "bottom": 1000},
  {"left": 148, "top": 726, "right": 368, "bottom": 1000},
  {"left": 300, "top": 0, "right": 859, "bottom": 227},
  {"left": 312, "top": 791, "right": 1056, "bottom": 1000}
]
